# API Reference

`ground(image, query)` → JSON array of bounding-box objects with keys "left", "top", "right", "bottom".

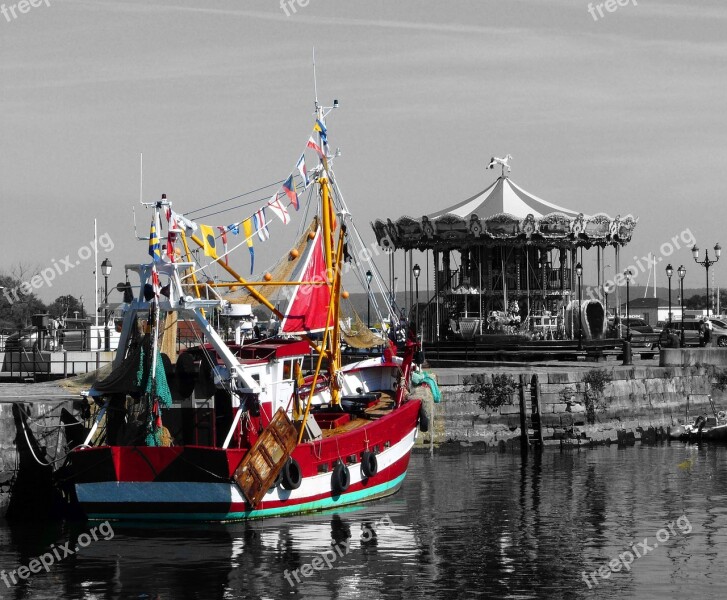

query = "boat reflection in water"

[{"left": 12, "top": 503, "right": 419, "bottom": 599}]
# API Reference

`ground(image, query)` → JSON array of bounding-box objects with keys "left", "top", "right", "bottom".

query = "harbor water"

[{"left": 1, "top": 444, "right": 726, "bottom": 599}]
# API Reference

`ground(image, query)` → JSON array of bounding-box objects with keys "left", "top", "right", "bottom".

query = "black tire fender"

[
  {"left": 331, "top": 460, "right": 350, "bottom": 494},
  {"left": 361, "top": 450, "right": 378, "bottom": 478},
  {"left": 281, "top": 457, "right": 302, "bottom": 490},
  {"left": 418, "top": 404, "right": 430, "bottom": 433}
]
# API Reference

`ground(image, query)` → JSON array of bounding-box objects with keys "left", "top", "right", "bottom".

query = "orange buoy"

[
  {"left": 289, "top": 248, "right": 300, "bottom": 260},
  {"left": 342, "top": 290, "right": 350, "bottom": 299},
  {"left": 264, "top": 272, "right": 273, "bottom": 282},
  {"left": 308, "top": 231, "right": 316, "bottom": 240}
]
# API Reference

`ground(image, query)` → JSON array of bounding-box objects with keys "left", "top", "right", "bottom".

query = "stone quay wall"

[{"left": 412, "top": 364, "right": 727, "bottom": 449}]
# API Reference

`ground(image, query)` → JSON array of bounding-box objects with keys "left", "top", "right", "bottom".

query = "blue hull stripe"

[{"left": 85, "top": 472, "right": 408, "bottom": 522}]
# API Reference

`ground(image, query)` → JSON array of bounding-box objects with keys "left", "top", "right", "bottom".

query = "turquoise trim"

[{"left": 88, "top": 471, "right": 408, "bottom": 523}]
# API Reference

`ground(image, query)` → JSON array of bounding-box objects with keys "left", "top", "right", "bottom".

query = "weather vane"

[{"left": 487, "top": 154, "right": 513, "bottom": 177}]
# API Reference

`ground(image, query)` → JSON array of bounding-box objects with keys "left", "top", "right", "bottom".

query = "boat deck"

[{"left": 319, "top": 393, "right": 396, "bottom": 438}]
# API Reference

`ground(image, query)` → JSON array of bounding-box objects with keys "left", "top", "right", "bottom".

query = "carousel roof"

[
  {"left": 427, "top": 176, "right": 581, "bottom": 220},
  {"left": 371, "top": 175, "right": 638, "bottom": 252}
]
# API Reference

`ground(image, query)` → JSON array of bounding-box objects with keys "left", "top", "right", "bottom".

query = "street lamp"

[
  {"left": 665, "top": 263, "right": 673, "bottom": 330},
  {"left": 101, "top": 258, "right": 112, "bottom": 351},
  {"left": 625, "top": 268, "right": 632, "bottom": 341},
  {"left": 692, "top": 243, "right": 721, "bottom": 317},
  {"left": 413, "top": 264, "right": 421, "bottom": 339},
  {"left": 366, "top": 270, "right": 372, "bottom": 329},
  {"left": 678, "top": 265, "right": 686, "bottom": 345},
  {"left": 575, "top": 263, "right": 583, "bottom": 348}
]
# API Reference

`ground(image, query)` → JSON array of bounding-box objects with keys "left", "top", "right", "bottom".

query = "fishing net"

[
  {"left": 135, "top": 318, "right": 174, "bottom": 447},
  {"left": 341, "top": 311, "right": 387, "bottom": 349},
  {"left": 223, "top": 219, "right": 319, "bottom": 311}
]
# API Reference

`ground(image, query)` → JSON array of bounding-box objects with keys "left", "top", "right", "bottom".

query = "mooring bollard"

[{"left": 622, "top": 340, "right": 632, "bottom": 366}]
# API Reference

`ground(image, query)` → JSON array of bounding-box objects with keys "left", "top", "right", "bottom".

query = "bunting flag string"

[
  {"left": 296, "top": 153, "right": 310, "bottom": 189},
  {"left": 157, "top": 119, "right": 328, "bottom": 275},
  {"left": 217, "top": 226, "right": 229, "bottom": 265},
  {"left": 267, "top": 192, "right": 291, "bottom": 225},
  {"left": 242, "top": 218, "right": 255, "bottom": 274},
  {"left": 283, "top": 175, "right": 299, "bottom": 211},
  {"left": 253, "top": 207, "right": 269, "bottom": 242}
]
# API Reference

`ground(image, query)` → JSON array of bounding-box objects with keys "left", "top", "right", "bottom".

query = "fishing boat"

[{"left": 24, "top": 101, "right": 425, "bottom": 522}]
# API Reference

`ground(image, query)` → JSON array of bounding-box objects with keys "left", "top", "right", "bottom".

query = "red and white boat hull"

[{"left": 68, "top": 399, "right": 421, "bottom": 522}]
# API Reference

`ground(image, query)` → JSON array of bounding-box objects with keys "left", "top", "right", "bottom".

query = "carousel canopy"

[
  {"left": 428, "top": 176, "right": 581, "bottom": 221},
  {"left": 372, "top": 175, "right": 638, "bottom": 252}
]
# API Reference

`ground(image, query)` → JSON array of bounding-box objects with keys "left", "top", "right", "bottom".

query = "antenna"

[
  {"left": 139, "top": 153, "right": 143, "bottom": 205},
  {"left": 313, "top": 47, "right": 319, "bottom": 111}
]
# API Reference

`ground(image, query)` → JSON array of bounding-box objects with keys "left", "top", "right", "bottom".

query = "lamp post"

[
  {"left": 101, "top": 258, "right": 112, "bottom": 351},
  {"left": 413, "top": 264, "right": 421, "bottom": 339},
  {"left": 678, "top": 265, "right": 686, "bottom": 345},
  {"left": 666, "top": 263, "right": 673, "bottom": 330},
  {"left": 575, "top": 262, "right": 583, "bottom": 349},
  {"left": 366, "top": 270, "right": 372, "bottom": 329},
  {"left": 692, "top": 243, "right": 721, "bottom": 317},
  {"left": 625, "top": 268, "right": 632, "bottom": 341}
]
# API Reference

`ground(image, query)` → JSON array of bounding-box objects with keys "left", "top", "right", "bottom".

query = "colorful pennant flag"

[
  {"left": 217, "top": 226, "right": 229, "bottom": 265},
  {"left": 228, "top": 223, "right": 240, "bottom": 235},
  {"left": 199, "top": 224, "right": 217, "bottom": 258},
  {"left": 149, "top": 214, "right": 161, "bottom": 262},
  {"left": 267, "top": 193, "right": 290, "bottom": 225},
  {"left": 253, "top": 207, "right": 269, "bottom": 242},
  {"left": 314, "top": 119, "right": 328, "bottom": 145},
  {"left": 151, "top": 263, "right": 161, "bottom": 301},
  {"left": 296, "top": 153, "right": 310, "bottom": 189},
  {"left": 168, "top": 210, "right": 197, "bottom": 235},
  {"left": 283, "top": 175, "right": 299, "bottom": 210},
  {"left": 307, "top": 136, "right": 325, "bottom": 159},
  {"left": 242, "top": 218, "right": 255, "bottom": 274}
]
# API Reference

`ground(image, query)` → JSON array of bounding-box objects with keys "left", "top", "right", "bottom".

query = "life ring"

[
  {"left": 331, "top": 461, "right": 350, "bottom": 494},
  {"left": 361, "top": 450, "right": 378, "bottom": 478},
  {"left": 718, "top": 411, "right": 726, "bottom": 420},
  {"left": 572, "top": 221, "right": 584, "bottom": 235},
  {"left": 418, "top": 404, "right": 430, "bottom": 433},
  {"left": 281, "top": 457, "right": 302, "bottom": 490}
]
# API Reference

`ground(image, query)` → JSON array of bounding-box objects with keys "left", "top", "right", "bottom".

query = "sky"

[{"left": 2, "top": 0, "right": 727, "bottom": 313}]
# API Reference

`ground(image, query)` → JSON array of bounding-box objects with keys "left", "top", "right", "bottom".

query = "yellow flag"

[
  {"left": 242, "top": 218, "right": 254, "bottom": 248},
  {"left": 199, "top": 224, "right": 217, "bottom": 258}
]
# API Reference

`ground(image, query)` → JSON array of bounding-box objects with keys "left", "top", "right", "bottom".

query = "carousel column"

[
  {"left": 478, "top": 246, "right": 483, "bottom": 335},
  {"left": 614, "top": 245, "right": 621, "bottom": 318},
  {"left": 434, "top": 249, "right": 441, "bottom": 341},
  {"left": 540, "top": 248, "right": 548, "bottom": 311}
]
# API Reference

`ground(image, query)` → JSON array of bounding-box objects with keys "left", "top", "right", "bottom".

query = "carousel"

[{"left": 371, "top": 157, "right": 638, "bottom": 343}]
